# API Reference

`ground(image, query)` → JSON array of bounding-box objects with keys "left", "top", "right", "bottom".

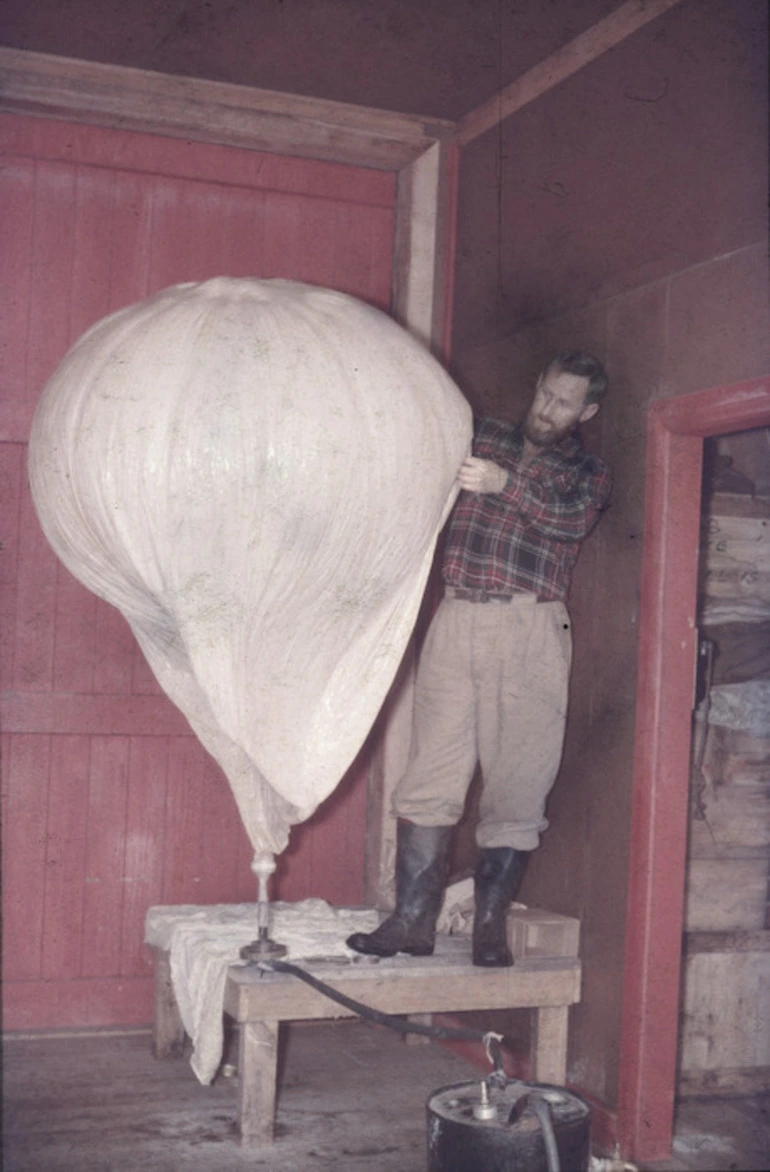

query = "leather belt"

[{"left": 445, "top": 586, "right": 517, "bottom": 603}]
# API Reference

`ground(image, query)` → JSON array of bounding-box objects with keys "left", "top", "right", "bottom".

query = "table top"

[{"left": 224, "top": 934, "right": 581, "bottom": 1021}]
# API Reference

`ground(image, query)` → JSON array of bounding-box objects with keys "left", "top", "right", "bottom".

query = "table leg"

[
  {"left": 237, "top": 1019, "right": 279, "bottom": 1146},
  {"left": 531, "top": 1005, "right": 568, "bottom": 1085},
  {"left": 151, "top": 947, "right": 185, "bottom": 1059}
]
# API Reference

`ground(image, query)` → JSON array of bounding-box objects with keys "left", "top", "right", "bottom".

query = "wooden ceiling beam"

[
  {"left": 0, "top": 48, "right": 453, "bottom": 172},
  {"left": 456, "top": 0, "right": 686, "bottom": 146}
]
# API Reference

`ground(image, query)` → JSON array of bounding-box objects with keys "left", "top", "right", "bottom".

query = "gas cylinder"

[{"left": 427, "top": 1078, "right": 591, "bottom": 1172}]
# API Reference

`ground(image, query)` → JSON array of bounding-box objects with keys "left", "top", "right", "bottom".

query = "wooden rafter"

[{"left": 456, "top": 0, "right": 686, "bottom": 146}]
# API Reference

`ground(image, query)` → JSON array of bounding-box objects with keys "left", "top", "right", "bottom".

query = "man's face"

[{"left": 522, "top": 367, "right": 598, "bottom": 448}]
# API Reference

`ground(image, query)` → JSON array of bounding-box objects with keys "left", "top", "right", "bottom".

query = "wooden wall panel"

[
  {"left": 0, "top": 158, "right": 35, "bottom": 404},
  {"left": 80, "top": 735, "right": 130, "bottom": 978},
  {"left": 1, "top": 733, "right": 50, "bottom": 980},
  {"left": 106, "top": 171, "right": 154, "bottom": 313},
  {"left": 93, "top": 599, "right": 135, "bottom": 695},
  {"left": 40, "top": 734, "right": 91, "bottom": 980},
  {"left": 0, "top": 444, "right": 23, "bottom": 690},
  {"left": 1, "top": 113, "right": 396, "bottom": 1029},
  {"left": 69, "top": 165, "right": 117, "bottom": 342},
  {"left": 26, "top": 163, "right": 77, "bottom": 399},
  {"left": 220, "top": 187, "right": 267, "bottom": 279},
  {"left": 13, "top": 452, "right": 59, "bottom": 690},
  {"left": 52, "top": 565, "right": 97, "bottom": 694},
  {"left": 118, "top": 736, "right": 171, "bottom": 978}
]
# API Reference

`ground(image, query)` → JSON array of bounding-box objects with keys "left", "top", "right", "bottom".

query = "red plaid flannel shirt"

[{"left": 443, "top": 417, "right": 612, "bottom": 602}]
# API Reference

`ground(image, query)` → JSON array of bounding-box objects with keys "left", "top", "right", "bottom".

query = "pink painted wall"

[
  {"left": 0, "top": 114, "right": 395, "bottom": 1029},
  {"left": 450, "top": 0, "right": 769, "bottom": 1119}
]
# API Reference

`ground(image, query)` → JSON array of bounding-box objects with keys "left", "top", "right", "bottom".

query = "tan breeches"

[{"left": 392, "top": 593, "right": 572, "bottom": 851}]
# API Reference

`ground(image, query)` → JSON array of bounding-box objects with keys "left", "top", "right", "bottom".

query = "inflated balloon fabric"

[{"left": 29, "top": 278, "right": 472, "bottom": 858}]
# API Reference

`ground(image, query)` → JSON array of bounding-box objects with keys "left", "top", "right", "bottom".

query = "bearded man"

[{"left": 348, "top": 352, "right": 612, "bottom": 967}]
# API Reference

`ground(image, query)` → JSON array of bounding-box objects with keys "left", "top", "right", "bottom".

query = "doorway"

[{"left": 616, "top": 377, "right": 770, "bottom": 1163}]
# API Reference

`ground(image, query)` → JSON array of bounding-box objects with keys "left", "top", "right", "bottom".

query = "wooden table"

[{"left": 153, "top": 933, "right": 581, "bottom": 1146}]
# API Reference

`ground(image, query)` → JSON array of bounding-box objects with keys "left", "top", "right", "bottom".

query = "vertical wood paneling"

[
  {"left": 272, "top": 762, "right": 366, "bottom": 905},
  {"left": 366, "top": 208, "right": 396, "bottom": 310},
  {"left": 25, "top": 162, "right": 76, "bottom": 401},
  {"left": 40, "top": 734, "right": 90, "bottom": 979},
  {"left": 336, "top": 203, "right": 384, "bottom": 306},
  {"left": 236, "top": 798, "right": 259, "bottom": 902},
  {"left": 69, "top": 165, "right": 117, "bottom": 343},
  {"left": 93, "top": 601, "right": 135, "bottom": 694},
  {"left": 262, "top": 191, "right": 303, "bottom": 278},
  {"left": 161, "top": 736, "right": 206, "bottom": 905},
  {"left": 295, "top": 197, "right": 340, "bottom": 287},
  {"left": 196, "top": 753, "right": 253, "bottom": 904},
  {"left": 147, "top": 176, "right": 229, "bottom": 293},
  {"left": 52, "top": 564, "right": 97, "bottom": 693},
  {"left": 80, "top": 735, "right": 130, "bottom": 977},
  {"left": 339, "top": 759, "right": 368, "bottom": 904},
  {"left": 220, "top": 187, "right": 266, "bottom": 278},
  {"left": 274, "top": 828, "right": 312, "bottom": 901},
  {"left": 1, "top": 733, "right": 50, "bottom": 979},
  {"left": 14, "top": 481, "right": 58, "bottom": 689},
  {"left": 0, "top": 157, "right": 34, "bottom": 402},
  {"left": 0, "top": 443, "right": 23, "bottom": 690},
  {"left": 130, "top": 637, "right": 164, "bottom": 694},
  {"left": 106, "top": 171, "right": 154, "bottom": 310},
  {"left": 306, "top": 771, "right": 365, "bottom": 907},
  {"left": 2, "top": 116, "right": 396, "bottom": 1029},
  {"left": 119, "top": 735, "right": 170, "bottom": 977}
]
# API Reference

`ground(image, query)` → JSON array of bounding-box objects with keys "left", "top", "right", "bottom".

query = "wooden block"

[
  {"left": 688, "top": 784, "right": 770, "bottom": 851},
  {"left": 506, "top": 907, "right": 580, "bottom": 959},
  {"left": 702, "top": 510, "right": 770, "bottom": 603},
  {"left": 678, "top": 1065, "right": 770, "bottom": 1097},
  {"left": 686, "top": 929, "right": 770, "bottom": 955},
  {"left": 679, "top": 945, "right": 770, "bottom": 1074},
  {"left": 702, "top": 725, "right": 770, "bottom": 773},
  {"left": 684, "top": 856, "right": 769, "bottom": 931}
]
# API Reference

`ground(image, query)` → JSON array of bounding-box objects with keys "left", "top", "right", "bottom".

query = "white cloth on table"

[
  {"left": 436, "top": 878, "right": 526, "bottom": 936},
  {"left": 145, "top": 900, "right": 379, "bottom": 1084}
]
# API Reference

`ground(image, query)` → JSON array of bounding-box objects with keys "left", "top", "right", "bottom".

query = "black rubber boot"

[
  {"left": 346, "top": 820, "right": 452, "bottom": 957},
  {"left": 472, "top": 847, "right": 529, "bottom": 967}
]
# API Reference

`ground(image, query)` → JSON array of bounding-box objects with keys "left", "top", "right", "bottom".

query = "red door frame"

[{"left": 616, "top": 376, "right": 770, "bottom": 1162}]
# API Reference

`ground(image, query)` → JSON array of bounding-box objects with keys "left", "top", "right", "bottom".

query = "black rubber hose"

[
  {"left": 257, "top": 957, "right": 504, "bottom": 1065},
  {"left": 528, "top": 1095, "right": 562, "bottom": 1172},
  {"left": 508, "top": 1092, "right": 561, "bottom": 1172}
]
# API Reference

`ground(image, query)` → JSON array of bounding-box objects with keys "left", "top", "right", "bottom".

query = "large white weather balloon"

[{"left": 28, "top": 278, "right": 471, "bottom": 865}]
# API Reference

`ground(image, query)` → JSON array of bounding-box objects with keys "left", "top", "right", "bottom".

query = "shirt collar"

[{"left": 512, "top": 422, "right": 585, "bottom": 464}]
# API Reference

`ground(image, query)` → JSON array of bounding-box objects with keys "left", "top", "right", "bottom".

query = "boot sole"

[{"left": 346, "top": 933, "right": 434, "bottom": 958}]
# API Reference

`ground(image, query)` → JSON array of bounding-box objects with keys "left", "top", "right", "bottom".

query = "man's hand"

[{"left": 457, "top": 456, "right": 508, "bottom": 494}]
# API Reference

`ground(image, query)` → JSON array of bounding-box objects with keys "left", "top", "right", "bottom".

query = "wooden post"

[
  {"left": 531, "top": 1006, "right": 569, "bottom": 1086},
  {"left": 237, "top": 1019, "right": 280, "bottom": 1146},
  {"left": 150, "top": 946, "right": 186, "bottom": 1059},
  {"left": 366, "top": 136, "right": 460, "bottom": 908}
]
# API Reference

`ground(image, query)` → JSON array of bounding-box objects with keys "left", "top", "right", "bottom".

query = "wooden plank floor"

[
  {"left": 3, "top": 1022, "right": 768, "bottom": 1171},
  {"left": 639, "top": 1093, "right": 770, "bottom": 1172},
  {"left": 2, "top": 1021, "right": 477, "bottom": 1172}
]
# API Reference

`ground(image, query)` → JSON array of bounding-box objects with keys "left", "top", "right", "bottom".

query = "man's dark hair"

[{"left": 547, "top": 352, "right": 608, "bottom": 404}]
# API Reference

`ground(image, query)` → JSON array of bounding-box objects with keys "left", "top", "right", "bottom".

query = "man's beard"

[{"left": 523, "top": 414, "right": 572, "bottom": 448}]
